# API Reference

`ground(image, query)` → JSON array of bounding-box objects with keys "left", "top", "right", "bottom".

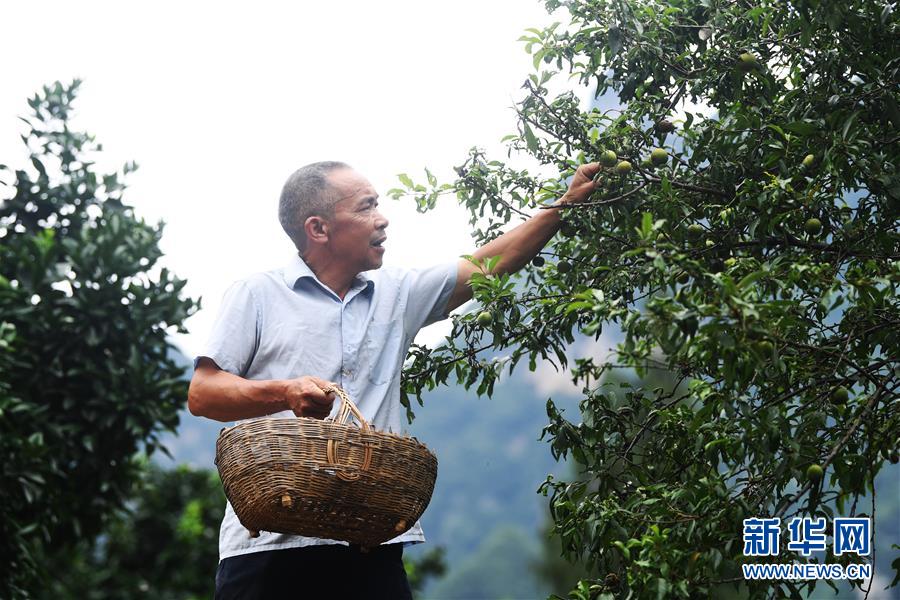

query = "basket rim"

[{"left": 217, "top": 416, "right": 434, "bottom": 451}]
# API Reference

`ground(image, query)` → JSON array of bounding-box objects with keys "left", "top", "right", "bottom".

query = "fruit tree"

[{"left": 392, "top": 1, "right": 899, "bottom": 597}]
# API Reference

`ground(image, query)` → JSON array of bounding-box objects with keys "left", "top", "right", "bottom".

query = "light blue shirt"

[{"left": 199, "top": 254, "right": 458, "bottom": 560}]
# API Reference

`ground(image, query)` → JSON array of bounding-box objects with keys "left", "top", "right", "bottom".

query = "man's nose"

[{"left": 375, "top": 210, "right": 389, "bottom": 230}]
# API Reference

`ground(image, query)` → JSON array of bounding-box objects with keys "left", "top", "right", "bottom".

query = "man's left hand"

[{"left": 557, "top": 162, "right": 602, "bottom": 206}]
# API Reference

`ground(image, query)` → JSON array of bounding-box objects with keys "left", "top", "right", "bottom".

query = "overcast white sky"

[{"left": 0, "top": 1, "right": 575, "bottom": 356}]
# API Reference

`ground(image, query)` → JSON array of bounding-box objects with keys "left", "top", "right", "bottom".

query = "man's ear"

[{"left": 304, "top": 215, "right": 329, "bottom": 246}]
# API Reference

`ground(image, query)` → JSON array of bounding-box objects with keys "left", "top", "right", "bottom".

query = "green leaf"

[
  {"left": 784, "top": 121, "right": 817, "bottom": 136},
  {"left": 842, "top": 110, "right": 861, "bottom": 141},
  {"left": 655, "top": 578, "right": 669, "bottom": 600},
  {"left": 767, "top": 123, "right": 788, "bottom": 140},
  {"left": 612, "top": 540, "right": 630, "bottom": 560},
  {"left": 641, "top": 212, "right": 653, "bottom": 238},
  {"left": 737, "top": 270, "right": 765, "bottom": 290},
  {"left": 523, "top": 122, "right": 539, "bottom": 153},
  {"left": 398, "top": 173, "right": 414, "bottom": 189}
]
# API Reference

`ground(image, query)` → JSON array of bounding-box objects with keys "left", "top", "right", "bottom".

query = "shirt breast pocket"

[{"left": 363, "top": 320, "right": 402, "bottom": 385}]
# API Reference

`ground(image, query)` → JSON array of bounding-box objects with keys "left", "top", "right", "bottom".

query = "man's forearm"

[
  {"left": 188, "top": 363, "right": 289, "bottom": 422},
  {"left": 470, "top": 162, "right": 599, "bottom": 276},
  {"left": 445, "top": 162, "right": 600, "bottom": 312},
  {"left": 444, "top": 202, "right": 566, "bottom": 312},
  {"left": 471, "top": 203, "right": 565, "bottom": 275}
]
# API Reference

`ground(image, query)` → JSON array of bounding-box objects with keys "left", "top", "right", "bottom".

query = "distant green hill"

[
  {"left": 425, "top": 525, "right": 543, "bottom": 600},
  {"left": 403, "top": 372, "right": 579, "bottom": 565}
]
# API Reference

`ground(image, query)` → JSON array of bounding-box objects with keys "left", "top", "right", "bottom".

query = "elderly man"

[{"left": 188, "top": 160, "right": 600, "bottom": 599}]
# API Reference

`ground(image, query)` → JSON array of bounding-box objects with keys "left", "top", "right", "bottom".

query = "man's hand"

[
  {"left": 556, "top": 162, "right": 602, "bottom": 206},
  {"left": 284, "top": 376, "right": 337, "bottom": 419}
]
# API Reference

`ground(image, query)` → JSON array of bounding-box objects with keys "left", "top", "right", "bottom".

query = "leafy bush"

[
  {"left": 39, "top": 462, "right": 224, "bottom": 600},
  {"left": 0, "top": 81, "right": 197, "bottom": 596}
]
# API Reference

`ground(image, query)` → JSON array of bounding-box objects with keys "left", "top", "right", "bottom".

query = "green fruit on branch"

[
  {"left": 754, "top": 340, "right": 774, "bottom": 356},
  {"left": 842, "top": 218, "right": 861, "bottom": 239},
  {"left": 655, "top": 119, "right": 675, "bottom": 134},
  {"left": 599, "top": 149, "right": 618, "bottom": 167},
  {"left": 737, "top": 52, "right": 759, "bottom": 73},
  {"left": 615, "top": 160, "right": 633, "bottom": 175},
  {"left": 557, "top": 260, "right": 572, "bottom": 274},
  {"left": 724, "top": 257, "right": 737, "bottom": 268},
  {"left": 717, "top": 207, "right": 734, "bottom": 223},
  {"left": 810, "top": 412, "right": 827, "bottom": 430},
  {"left": 687, "top": 223, "right": 704, "bottom": 240},
  {"left": 650, "top": 148, "right": 668, "bottom": 166},
  {"left": 806, "top": 463, "right": 824, "bottom": 483},
  {"left": 531, "top": 255, "right": 545, "bottom": 267},
  {"left": 804, "top": 217, "right": 823, "bottom": 236},
  {"left": 802, "top": 154, "right": 815, "bottom": 170},
  {"left": 830, "top": 386, "right": 849, "bottom": 404},
  {"left": 476, "top": 311, "right": 493, "bottom": 327}
]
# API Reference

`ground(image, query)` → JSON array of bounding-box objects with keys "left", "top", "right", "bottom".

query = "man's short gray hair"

[{"left": 278, "top": 161, "right": 350, "bottom": 251}]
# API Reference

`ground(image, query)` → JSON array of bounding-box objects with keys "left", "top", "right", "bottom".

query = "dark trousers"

[{"left": 214, "top": 543, "right": 412, "bottom": 599}]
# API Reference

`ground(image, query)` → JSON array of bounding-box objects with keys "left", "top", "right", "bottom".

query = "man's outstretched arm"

[{"left": 445, "top": 162, "right": 601, "bottom": 312}]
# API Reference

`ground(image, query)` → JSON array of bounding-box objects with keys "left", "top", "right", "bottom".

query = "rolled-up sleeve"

[
  {"left": 195, "top": 281, "right": 260, "bottom": 376},
  {"left": 402, "top": 261, "right": 459, "bottom": 337}
]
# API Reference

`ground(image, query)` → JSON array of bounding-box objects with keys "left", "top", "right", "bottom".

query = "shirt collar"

[{"left": 282, "top": 253, "right": 374, "bottom": 295}]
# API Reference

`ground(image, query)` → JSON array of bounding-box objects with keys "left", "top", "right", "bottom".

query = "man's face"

[{"left": 322, "top": 168, "right": 389, "bottom": 273}]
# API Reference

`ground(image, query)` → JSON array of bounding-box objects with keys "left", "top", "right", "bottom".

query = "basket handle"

[
  {"left": 326, "top": 386, "right": 371, "bottom": 431},
  {"left": 323, "top": 385, "right": 372, "bottom": 481}
]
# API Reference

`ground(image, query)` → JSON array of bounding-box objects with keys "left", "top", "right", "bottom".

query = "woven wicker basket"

[{"left": 215, "top": 387, "right": 437, "bottom": 547}]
